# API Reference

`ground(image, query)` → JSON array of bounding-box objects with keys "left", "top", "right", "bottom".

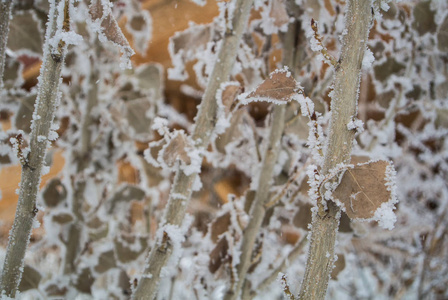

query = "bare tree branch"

[
  {"left": 298, "top": 1, "right": 373, "bottom": 299},
  {"left": 0, "top": 0, "right": 69, "bottom": 296},
  {"left": 132, "top": 0, "right": 255, "bottom": 299}
]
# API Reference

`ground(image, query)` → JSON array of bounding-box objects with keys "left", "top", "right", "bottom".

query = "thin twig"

[{"left": 224, "top": 10, "right": 300, "bottom": 300}]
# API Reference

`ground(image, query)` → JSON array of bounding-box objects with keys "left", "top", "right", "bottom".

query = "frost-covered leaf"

[
  {"left": 8, "top": 11, "right": 43, "bottom": 55},
  {"left": 15, "top": 93, "right": 37, "bottom": 133},
  {"left": 412, "top": 1, "right": 436, "bottom": 36},
  {"left": 108, "top": 184, "right": 146, "bottom": 212},
  {"left": 293, "top": 202, "right": 313, "bottom": 230},
  {"left": 52, "top": 212, "right": 74, "bottom": 224},
  {"left": 333, "top": 160, "right": 396, "bottom": 223},
  {"left": 89, "top": 0, "right": 134, "bottom": 68},
  {"left": 219, "top": 82, "right": 241, "bottom": 116},
  {"left": 18, "top": 265, "right": 42, "bottom": 292},
  {"left": 3, "top": 58, "right": 24, "bottom": 88},
  {"left": 135, "top": 63, "right": 163, "bottom": 96},
  {"left": 94, "top": 250, "right": 117, "bottom": 273},
  {"left": 45, "top": 283, "right": 68, "bottom": 297},
  {"left": 373, "top": 57, "right": 405, "bottom": 82},
  {"left": 126, "top": 11, "right": 152, "bottom": 54},
  {"left": 269, "top": 0, "right": 290, "bottom": 29},
  {"left": 87, "top": 217, "right": 109, "bottom": 241},
  {"left": 437, "top": 15, "right": 448, "bottom": 52},
  {"left": 114, "top": 233, "right": 148, "bottom": 263},
  {"left": 209, "top": 236, "right": 229, "bottom": 273},
  {"left": 74, "top": 267, "right": 93, "bottom": 293},
  {"left": 330, "top": 254, "right": 345, "bottom": 280},
  {"left": 210, "top": 212, "right": 231, "bottom": 242},
  {"left": 171, "top": 23, "right": 212, "bottom": 55},
  {"left": 162, "top": 132, "right": 192, "bottom": 167},
  {"left": 126, "top": 98, "right": 152, "bottom": 135},
  {"left": 42, "top": 178, "right": 67, "bottom": 207},
  {"left": 239, "top": 68, "right": 302, "bottom": 104}
]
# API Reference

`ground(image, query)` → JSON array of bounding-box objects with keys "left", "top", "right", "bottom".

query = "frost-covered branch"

[
  {"left": 298, "top": 0, "right": 373, "bottom": 299},
  {"left": 0, "top": 0, "right": 70, "bottom": 296},
  {"left": 224, "top": 13, "right": 301, "bottom": 300},
  {"left": 0, "top": 0, "right": 13, "bottom": 93},
  {"left": 132, "top": 0, "right": 255, "bottom": 298}
]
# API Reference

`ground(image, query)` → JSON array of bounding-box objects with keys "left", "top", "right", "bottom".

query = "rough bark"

[{"left": 298, "top": 1, "right": 373, "bottom": 299}]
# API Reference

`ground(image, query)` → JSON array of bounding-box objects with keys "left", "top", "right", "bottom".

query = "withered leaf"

[
  {"left": 333, "top": 160, "right": 393, "bottom": 220},
  {"left": 108, "top": 184, "right": 146, "bottom": 213},
  {"left": 220, "top": 83, "right": 241, "bottom": 116},
  {"left": 412, "top": 1, "right": 436, "bottom": 36},
  {"left": 18, "top": 265, "right": 42, "bottom": 292},
  {"left": 242, "top": 69, "right": 300, "bottom": 104},
  {"left": 210, "top": 212, "right": 231, "bottom": 243},
  {"left": 162, "top": 132, "right": 192, "bottom": 167},
  {"left": 209, "top": 236, "right": 229, "bottom": 273},
  {"left": 42, "top": 178, "right": 67, "bottom": 207},
  {"left": 437, "top": 15, "right": 448, "bottom": 52},
  {"left": 94, "top": 250, "right": 117, "bottom": 273},
  {"left": 52, "top": 212, "right": 74, "bottom": 224},
  {"left": 8, "top": 12, "right": 43, "bottom": 55},
  {"left": 74, "top": 267, "right": 93, "bottom": 294},
  {"left": 330, "top": 254, "right": 346, "bottom": 280},
  {"left": 171, "top": 24, "right": 212, "bottom": 55},
  {"left": 114, "top": 233, "right": 149, "bottom": 263},
  {"left": 89, "top": 0, "right": 134, "bottom": 64},
  {"left": 269, "top": 0, "right": 290, "bottom": 29}
]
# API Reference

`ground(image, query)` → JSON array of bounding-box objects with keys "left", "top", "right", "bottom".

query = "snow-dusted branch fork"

[{"left": 0, "top": 0, "right": 70, "bottom": 297}]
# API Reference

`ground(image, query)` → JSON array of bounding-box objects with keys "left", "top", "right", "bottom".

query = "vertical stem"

[
  {"left": 225, "top": 105, "right": 286, "bottom": 300},
  {"left": 132, "top": 0, "right": 255, "bottom": 299},
  {"left": 298, "top": 1, "right": 372, "bottom": 299},
  {"left": 0, "top": 0, "right": 13, "bottom": 93},
  {"left": 224, "top": 12, "right": 300, "bottom": 300},
  {"left": 0, "top": 0, "right": 68, "bottom": 296}
]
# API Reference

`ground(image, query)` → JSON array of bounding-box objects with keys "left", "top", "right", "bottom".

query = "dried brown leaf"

[
  {"left": 333, "top": 160, "right": 392, "bottom": 220},
  {"left": 89, "top": 0, "right": 134, "bottom": 64},
  {"left": 18, "top": 265, "right": 42, "bottom": 292},
  {"left": 243, "top": 69, "right": 301, "bottom": 104},
  {"left": 210, "top": 212, "right": 231, "bottom": 242},
  {"left": 437, "top": 15, "right": 448, "bottom": 52},
  {"left": 412, "top": 1, "right": 436, "bottom": 36},
  {"left": 162, "top": 132, "right": 192, "bottom": 167},
  {"left": 269, "top": 0, "right": 289, "bottom": 28},
  {"left": 330, "top": 254, "right": 346, "bottom": 280},
  {"left": 220, "top": 83, "right": 241, "bottom": 115},
  {"left": 209, "top": 236, "right": 229, "bottom": 273}
]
